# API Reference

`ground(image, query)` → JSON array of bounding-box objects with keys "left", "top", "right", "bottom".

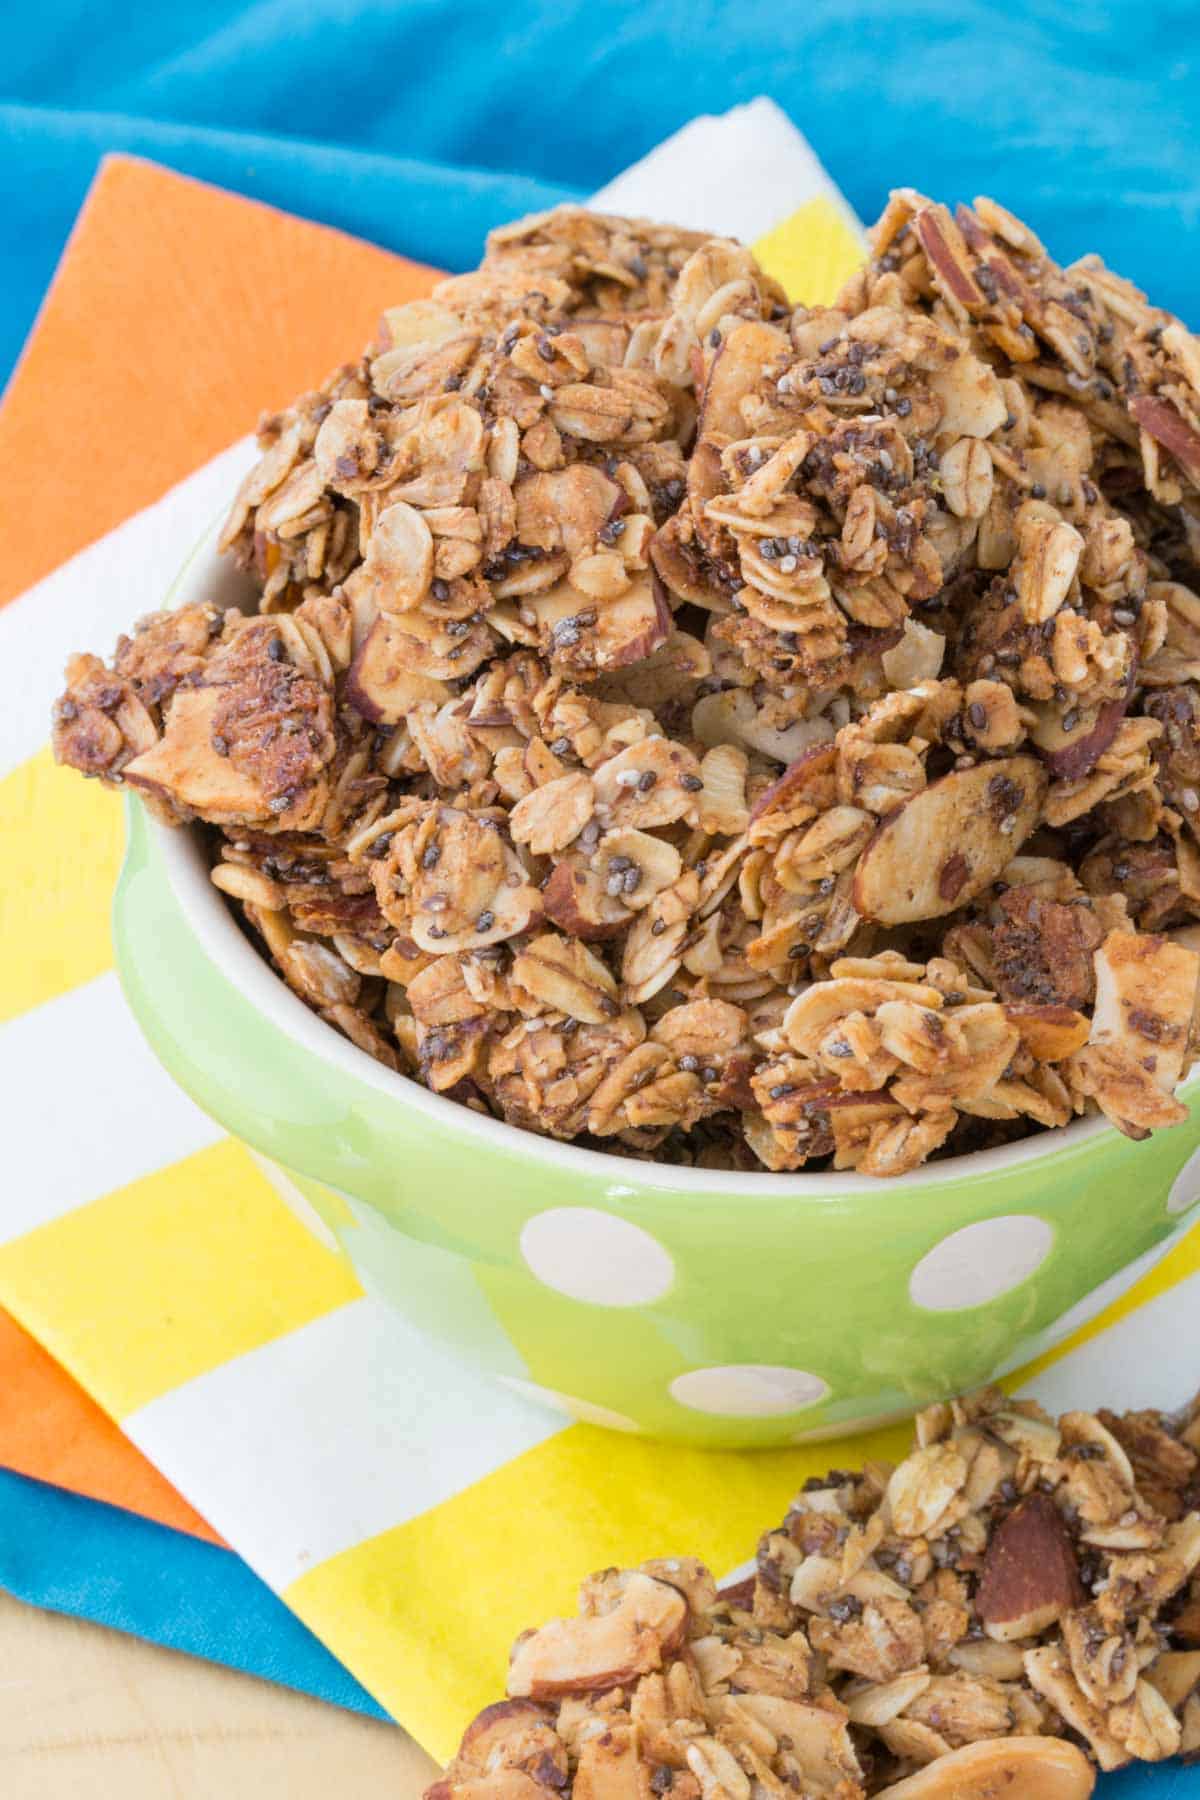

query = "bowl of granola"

[{"left": 57, "top": 198, "right": 1200, "bottom": 1446}]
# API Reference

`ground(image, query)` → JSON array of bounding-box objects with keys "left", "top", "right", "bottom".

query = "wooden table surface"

[{"left": 0, "top": 1588, "right": 438, "bottom": 1798}]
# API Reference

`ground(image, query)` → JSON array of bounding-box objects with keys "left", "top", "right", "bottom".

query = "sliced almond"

[
  {"left": 853, "top": 756, "right": 1046, "bottom": 925},
  {"left": 508, "top": 772, "right": 595, "bottom": 856},
  {"left": 542, "top": 859, "right": 628, "bottom": 941},
  {"left": 875, "top": 1736, "right": 1094, "bottom": 1800},
  {"left": 124, "top": 687, "right": 270, "bottom": 824},
  {"left": 593, "top": 738, "right": 702, "bottom": 829},
  {"left": 511, "top": 933, "right": 619, "bottom": 1025},
  {"left": 727, "top": 1695, "right": 862, "bottom": 1792},
  {"left": 507, "top": 1572, "right": 687, "bottom": 1700},
  {"left": 1004, "top": 1003, "right": 1090, "bottom": 1062},
  {"left": 1089, "top": 929, "right": 1200, "bottom": 1096}
]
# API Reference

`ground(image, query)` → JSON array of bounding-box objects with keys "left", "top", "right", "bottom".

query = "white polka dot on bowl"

[
  {"left": 669, "top": 1365, "right": 829, "bottom": 1417},
  {"left": 519, "top": 1206, "right": 675, "bottom": 1306},
  {"left": 909, "top": 1214, "right": 1054, "bottom": 1312},
  {"left": 498, "top": 1377, "right": 642, "bottom": 1433},
  {"left": 1168, "top": 1145, "right": 1200, "bottom": 1216}
]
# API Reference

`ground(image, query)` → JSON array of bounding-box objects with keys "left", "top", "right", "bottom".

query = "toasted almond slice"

[
  {"left": 124, "top": 687, "right": 269, "bottom": 822},
  {"left": 507, "top": 1572, "right": 687, "bottom": 1700},
  {"left": 729, "top": 1694, "right": 862, "bottom": 1790},
  {"left": 508, "top": 772, "right": 595, "bottom": 856},
  {"left": 876, "top": 1736, "right": 1094, "bottom": 1800},
  {"left": 853, "top": 756, "right": 1046, "bottom": 925},
  {"left": 593, "top": 738, "right": 702, "bottom": 829},
  {"left": 1090, "top": 929, "right": 1200, "bottom": 1096},
  {"left": 844, "top": 1668, "right": 933, "bottom": 1727},
  {"left": 1005, "top": 1003, "right": 1090, "bottom": 1062},
  {"left": 1130, "top": 394, "right": 1200, "bottom": 487},
  {"left": 511, "top": 933, "right": 618, "bottom": 1026},
  {"left": 542, "top": 859, "right": 627, "bottom": 941}
]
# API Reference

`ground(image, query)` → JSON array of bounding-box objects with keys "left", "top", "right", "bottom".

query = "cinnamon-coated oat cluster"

[{"left": 53, "top": 195, "right": 1200, "bottom": 1174}]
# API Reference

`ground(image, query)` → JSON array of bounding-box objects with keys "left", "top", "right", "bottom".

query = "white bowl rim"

[{"left": 140, "top": 526, "right": 1198, "bottom": 1200}]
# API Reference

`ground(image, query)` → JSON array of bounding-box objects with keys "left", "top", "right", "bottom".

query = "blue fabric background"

[
  {"left": 4, "top": 2, "right": 1200, "bottom": 1772},
  {"left": 0, "top": 1468, "right": 387, "bottom": 1716},
  {"left": 3, "top": 0, "right": 1200, "bottom": 387}
]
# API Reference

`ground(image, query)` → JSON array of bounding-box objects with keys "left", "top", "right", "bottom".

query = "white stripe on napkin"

[
  {"left": 592, "top": 97, "right": 863, "bottom": 246},
  {"left": 124, "top": 1295, "right": 562, "bottom": 1587},
  {"left": 2, "top": 971, "right": 222, "bottom": 1241}
]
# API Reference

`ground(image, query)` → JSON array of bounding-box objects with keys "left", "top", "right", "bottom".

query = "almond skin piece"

[
  {"left": 976, "top": 1493, "right": 1084, "bottom": 1642},
  {"left": 1030, "top": 681, "right": 1131, "bottom": 783},
  {"left": 749, "top": 743, "right": 838, "bottom": 823},
  {"left": 456, "top": 1699, "right": 568, "bottom": 1786},
  {"left": 1130, "top": 393, "right": 1200, "bottom": 487},
  {"left": 507, "top": 1572, "right": 688, "bottom": 1700},
  {"left": 344, "top": 632, "right": 451, "bottom": 724},
  {"left": 876, "top": 1736, "right": 1094, "bottom": 1800},
  {"left": 542, "top": 860, "right": 627, "bottom": 941},
  {"left": 853, "top": 755, "right": 1046, "bottom": 925}
]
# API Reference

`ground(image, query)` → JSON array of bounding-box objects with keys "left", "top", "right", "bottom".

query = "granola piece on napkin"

[{"left": 429, "top": 1387, "right": 1200, "bottom": 1797}]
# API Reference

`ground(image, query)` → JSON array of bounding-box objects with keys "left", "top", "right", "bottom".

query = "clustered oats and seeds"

[
  {"left": 428, "top": 1387, "right": 1200, "bottom": 1799},
  {"left": 52, "top": 194, "right": 1200, "bottom": 1176}
]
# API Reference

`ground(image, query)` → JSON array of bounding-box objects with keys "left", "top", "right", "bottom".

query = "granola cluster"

[
  {"left": 52, "top": 194, "right": 1200, "bottom": 1174},
  {"left": 429, "top": 1387, "right": 1200, "bottom": 1799}
]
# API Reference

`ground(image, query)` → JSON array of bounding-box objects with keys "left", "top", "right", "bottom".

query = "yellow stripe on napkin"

[
  {"left": 0, "top": 746, "right": 121, "bottom": 1023},
  {"left": 0, "top": 1138, "right": 360, "bottom": 1416},
  {"left": 286, "top": 1412, "right": 914, "bottom": 1764},
  {"left": 753, "top": 195, "right": 866, "bottom": 306}
]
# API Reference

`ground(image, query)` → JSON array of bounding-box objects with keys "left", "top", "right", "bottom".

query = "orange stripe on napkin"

[
  {"left": 0, "top": 156, "right": 441, "bottom": 1523},
  {"left": 0, "top": 154, "right": 441, "bottom": 607},
  {"left": 0, "top": 1308, "right": 222, "bottom": 1543}
]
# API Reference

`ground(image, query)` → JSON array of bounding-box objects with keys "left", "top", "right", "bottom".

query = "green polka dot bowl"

[{"left": 112, "top": 535, "right": 1200, "bottom": 1448}]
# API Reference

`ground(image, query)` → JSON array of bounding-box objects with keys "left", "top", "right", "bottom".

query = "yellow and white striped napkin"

[{"left": 2, "top": 100, "right": 1199, "bottom": 1763}]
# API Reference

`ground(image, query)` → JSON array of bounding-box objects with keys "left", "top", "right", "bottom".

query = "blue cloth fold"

[
  {"left": 0, "top": 1466, "right": 388, "bottom": 1717},
  {"left": 4, "top": 0, "right": 1200, "bottom": 385}
]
